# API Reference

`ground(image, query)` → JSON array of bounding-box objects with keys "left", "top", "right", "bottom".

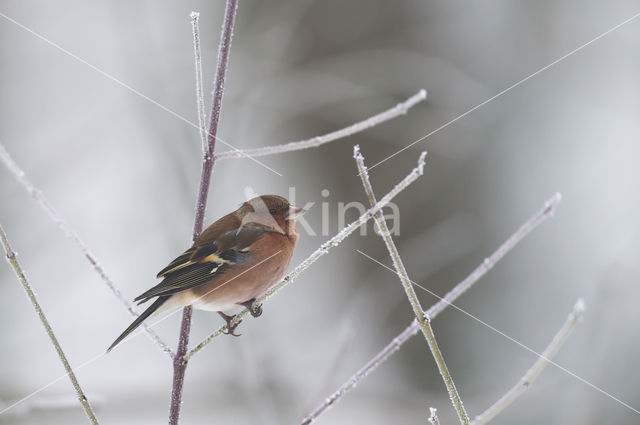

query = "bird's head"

[{"left": 238, "top": 195, "right": 304, "bottom": 236}]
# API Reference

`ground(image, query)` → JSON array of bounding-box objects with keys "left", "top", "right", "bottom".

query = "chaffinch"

[{"left": 108, "top": 195, "right": 303, "bottom": 352}]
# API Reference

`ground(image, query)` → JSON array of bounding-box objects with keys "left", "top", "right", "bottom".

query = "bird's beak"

[{"left": 286, "top": 206, "right": 305, "bottom": 220}]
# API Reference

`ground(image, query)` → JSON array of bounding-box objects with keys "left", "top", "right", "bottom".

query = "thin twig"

[
  {"left": 191, "top": 11, "right": 208, "bottom": 156},
  {"left": 354, "top": 146, "right": 469, "bottom": 425},
  {"left": 0, "top": 225, "right": 100, "bottom": 425},
  {"left": 214, "top": 90, "right": 427, "bottom": 160},
  {"left": 471, "top": 299, "right": 586, "bottom": 425},
  {"left": 428, "top": 407, "right": 441, "bottom": 425},
  {"left": 300, "top": 322, "right": 417, "bottom": 425},
  {"left": 169, "top": 2, "right": 238, "bottom": 424},
  {"left": 191, "top": 0, "right": 237, "bottom": 237},
  {"left": 0, "top": 143, "right": 173, "bottom": 357},
  {"left": 300, "top": 192, "right": 562, "bottom": 424},
  {"left": 428, "top": 192, "right": 562, "bottom": 319},
  {"left": 186, "top": 151, "right": 427, "bottom": 361}
]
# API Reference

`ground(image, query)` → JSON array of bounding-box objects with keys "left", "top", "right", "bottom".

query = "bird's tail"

[{"left": 107, "top": 296, "right": 168, "bottom": 352}]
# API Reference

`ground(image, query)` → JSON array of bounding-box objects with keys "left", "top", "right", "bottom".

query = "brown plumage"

[{"left": 108, "top": 195, "right": 303, "bottom": 352}]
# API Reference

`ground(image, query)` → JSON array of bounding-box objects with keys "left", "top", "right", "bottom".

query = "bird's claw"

[
  {"left": 218, "top": 312, "right": 242, "bottom": 337},
  {"left": 241, "top": 299, "right": 263, "bottom": 318}
]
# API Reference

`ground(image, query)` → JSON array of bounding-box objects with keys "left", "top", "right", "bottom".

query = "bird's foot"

[
  {"left": 241, "top": 298, "right": 263, "bottom": 318},
  {"left": 218, "top": 311, "right": 242, "bottom": 336}
]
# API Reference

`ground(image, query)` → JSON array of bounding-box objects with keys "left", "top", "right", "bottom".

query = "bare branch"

[
  {"left": 191, "top": 11, "right": 208, "bottom": 156},
  {"left": 169, "top": 2, "right": 239, "bottom": 424},
  {"left": 301, "top": 192, "right": 562, "bottom": 423},
  {"left": 0, "top": 225, "right": 100, "bottom": 425},
  {"left": 191, "top": 0, "right": 237, "bottom": 238},
  {"left": 471, "top": 299, "right": 585, "bottom": 425},
  {"left": 428, "top": 192, "right": 562, "bottom": 319},
  {"left": 0, "top": 143, "right": 173, "bottom": 357},
  {"left": 300, "top": 322, "right": 417, "bottom": 425},
  {"left": 354, "top": 146, "right": 469, "bottom": 425},
  {"left": 214, "top": 90, "right": 427, "bottom": 160},
  {"left": 186, "top": 151, "right": 427, "bottom": 361}
]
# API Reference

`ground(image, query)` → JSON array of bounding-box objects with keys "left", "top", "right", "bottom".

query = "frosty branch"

[
  {"left": 190, "top": 11, "right": 208, "bottom": 156},
  {"left": 301, "top": 192, "right": 562, "bottom": 424},
  {"left": 0, "top": 225, "right": 100, "bottom": 424},
  {"left": 428, "top": 408, "right": 441, "bottom": 425},
  {"left": 354, "top": 146, "right": 469, "bottom": 425},
  {"left": 214, "top": 90, "right": 426, "bottom": 160},
  {"left": 0, "top": 144, "right": 173, "bottom": 358},
  {"left": 470, "top": 299, "right": 585, "bottom": 425}
]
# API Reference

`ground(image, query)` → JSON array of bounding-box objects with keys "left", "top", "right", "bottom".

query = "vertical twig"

[
  {"left": 169, "top": 2, "right": 239, "bottom": 424},
  {"left": 191, "top": 11, "right": 208, "bottom": 156},
  {"left": 354, "top": 146, "right": 469, "bottom": 425},
  {"left": 471, "top": 299, "right": 586, "bottom": 425},
  {"left": 192, "top": 0, "right": 238, "bottom": 236},
  {"left": 0, "top": 225, "right": 100, "bottom": 425}
]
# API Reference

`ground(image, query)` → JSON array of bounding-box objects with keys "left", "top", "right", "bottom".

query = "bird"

[{"left": 107, "top": 195, "right": 304, "bottom": 352}]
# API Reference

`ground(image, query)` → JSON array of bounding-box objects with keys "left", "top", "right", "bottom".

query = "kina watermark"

[{"left": 242, "top": 186, "right": 401, "bottom": 237}]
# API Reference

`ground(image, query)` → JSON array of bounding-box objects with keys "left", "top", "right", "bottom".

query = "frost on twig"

[
  {"left": 354, "top": 145, "right": 470, "bottom": 425},
  {"left": 470, "top": 299, "right": 585, "bottom": 425},
  {"left": 428, "top": 407, "right": 441, "bottom": 425},
  {"left": 191, "top": 11, "right": 208, "bottom": 156},
  {"left": 215, "top": 90, "right": 427, "bottom": 160},
  {"left": 0, "top": 225, "right": 100, "bottom": 425},
  {"left": 301, "top": 192, "right": 562, "bottom": 424},
  {"left": 186, "top": 151, "right": 427, "bottom": 361},
  {"left": 0, "top": 143, "right": 173, "bottom": 357}
]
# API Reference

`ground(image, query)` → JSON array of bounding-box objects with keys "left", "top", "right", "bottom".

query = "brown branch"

[{"left": 169, "top": 2, "right": 238, "bottom": 424}]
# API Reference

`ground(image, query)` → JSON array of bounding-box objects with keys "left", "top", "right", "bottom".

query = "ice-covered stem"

[
  {"left": 169, "top": 3, "right": 239, "bottom": 424},
  {"left": 301, "top": 192, "right": 562, "bottom": 424},
  {"left": 354, "top": 145, "right": 469, "bottom": 425},
  {"left": 192, "top": 0, "right": 237, "bottom": 236},
  {"left": 0, "top": 225, "right": 100, "bottom": 425},
  {"left": 0, "top": 144, "right": 173, "bottom": 357},
  {"left": 214, "top": 90, "right": 427, "bottom": 160},
  {"left": 191, "top": 11, "right": 208, "bottom": 156},
  {"left": 186, "top": 151, "right": 427, "bottom": 361},
  {"left": 427, "top": 192, "right": 562, "bottom": 319},
  {"left": 428, "top": 407, "right": 441, "bottom": 425},
  {"left": 300, "top": 323, "right": 417, "bottom": 425},
  {"left": 471, "top": 299, "right": 585, "bottom": 425}
]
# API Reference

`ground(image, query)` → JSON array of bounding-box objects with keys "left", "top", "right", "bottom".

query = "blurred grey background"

[{"left": 1, "top": 1, "right": 640, "bottom": 424}]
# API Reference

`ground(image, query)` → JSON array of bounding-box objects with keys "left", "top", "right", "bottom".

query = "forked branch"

[
  {"left": 300, "top": 192, "right": 562, "bottom": 424},
  {"left": 169, "top": 2, "right": 239, "bottom": 425}
]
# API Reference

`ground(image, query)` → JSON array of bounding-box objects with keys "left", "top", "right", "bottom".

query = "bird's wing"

[{"left": 134, "top": 226, "right": 267, "bottom": 303}]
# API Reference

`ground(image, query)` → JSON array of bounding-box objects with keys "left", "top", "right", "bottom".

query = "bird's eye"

[{"left": 269, "top": 208, "right": 277, "bottom": 215}]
